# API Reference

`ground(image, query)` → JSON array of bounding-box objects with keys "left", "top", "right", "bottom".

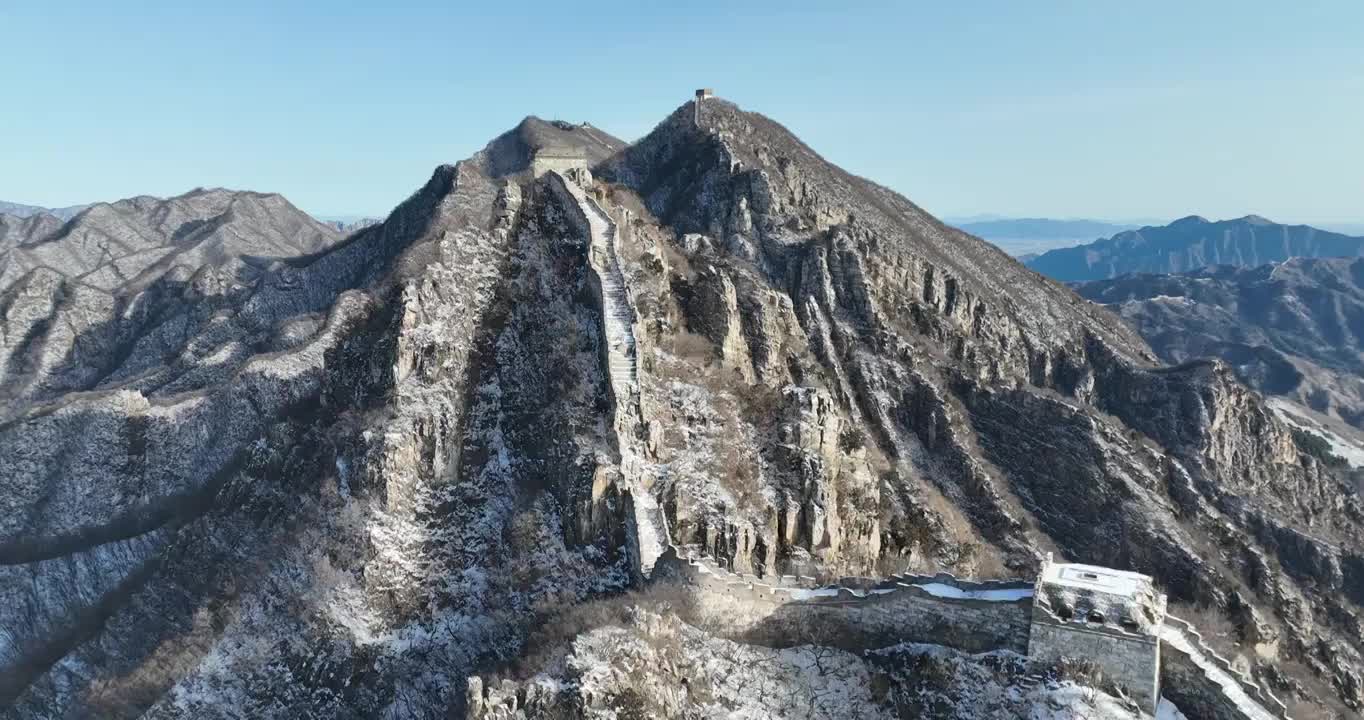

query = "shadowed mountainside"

[{"left": 1076, "top": 257, "right": 1364, "bottom": 433}]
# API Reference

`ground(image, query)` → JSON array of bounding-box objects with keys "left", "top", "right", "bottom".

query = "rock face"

[
  {"left": 1075, "top": 257, "right": 1364, "bottom": 435},
  {"left": 2, "top": 100, "right": 1362, "bottom": 718},
  {"left": 1028, "top": 214, "right": 1364, "bottom": 282}
]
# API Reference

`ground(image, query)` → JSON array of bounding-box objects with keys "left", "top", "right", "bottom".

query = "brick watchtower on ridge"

[
  {"left": 694, "top": 88, "right": 714, "bottom": 126},
  {"left": 1028, "top": 554, "right": 1167, "bottom": 714}
]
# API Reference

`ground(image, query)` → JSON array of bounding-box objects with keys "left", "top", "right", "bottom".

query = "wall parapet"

[
  {"left": 659, "top": 544, "right": 1035, "bottom": 602},
  {"left": 654, "top": 545, "right": 1034, "bottom": 654},
  {"left": 1158, "top": 616, "right": 1290, "bottom": 720}
]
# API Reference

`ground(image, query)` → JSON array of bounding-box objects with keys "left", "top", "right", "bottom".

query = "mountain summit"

[{"left": 1, "top": 96, "right": 1359, "bottom": 718}]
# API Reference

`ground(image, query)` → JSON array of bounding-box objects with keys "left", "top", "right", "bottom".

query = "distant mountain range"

[
  {"left": 1076, "top": 257, "right": 1364, "bottom": 435},
  {"left": 314, "top": 215, "right": 384, "bottom": 233},
  {"left": 1, "top": 188, "right": 340, "bottom": 294},
  {"left": 946, "top": 217, "right": 1148, "bottom": 256},
  {"left": 1026, "top": 215, "right": 1364, "bottom": 282},
  {"left": 0, "top": 200, "right": 92, "bottom": 221},
  {"left": 1, "top": 200, "right": 384, "bottom": 236}
]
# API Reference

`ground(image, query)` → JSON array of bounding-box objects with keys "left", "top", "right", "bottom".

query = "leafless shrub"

[
  {"left": 508, "top": 582, "right": 697, "bottom": 680},
  {"left": 1049, "top": 657, "right": 1106, "bottom": 689}
]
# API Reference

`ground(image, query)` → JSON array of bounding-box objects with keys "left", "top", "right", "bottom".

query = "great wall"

[{"left": 484, "top": 153, "right": 1295, "bottom": 720}]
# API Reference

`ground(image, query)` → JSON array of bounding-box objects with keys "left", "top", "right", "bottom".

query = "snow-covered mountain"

[{"left": 1, "top": 99, "right": 1358, "bottom": 719}]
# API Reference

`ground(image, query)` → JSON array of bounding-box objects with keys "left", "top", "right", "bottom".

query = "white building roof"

[{"left": 1040, "top": 562, "right": 1151, "bottom": 598}]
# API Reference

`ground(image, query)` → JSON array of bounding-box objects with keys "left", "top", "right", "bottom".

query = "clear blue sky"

[{"left": 3, "top": 1, "right": 1361, "bottom": 222}]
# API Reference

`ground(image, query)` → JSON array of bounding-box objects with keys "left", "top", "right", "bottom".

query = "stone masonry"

[{"left": 1028, "top": 555, "right": 1166, "bottom": 713}]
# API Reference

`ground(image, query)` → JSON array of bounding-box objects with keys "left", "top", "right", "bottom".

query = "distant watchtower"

[
  {"left": 694, "top": 88, "right": 714, "bottom": 126},
  {"left": 1028, "top": 555, "right": 1167, "bottom": 714}
]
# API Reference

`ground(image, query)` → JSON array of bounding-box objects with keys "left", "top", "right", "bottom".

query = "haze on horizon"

[{"left": 2, "top": 1, "right": 1361, "bottom": 224}]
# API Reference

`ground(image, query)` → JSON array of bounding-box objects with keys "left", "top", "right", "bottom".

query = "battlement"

[
  {"left": 1033, "top": 557, "right": 1167, "bottom": 634},
  {"left": 656, "top": 545, "right": 1034, "bottom": 654},
  {"left": 1027, "top": 554, "right": 1166, "bottom": 713},
  {"left": 1159, "top": 616, "right": 1289, "bottom": 720}
]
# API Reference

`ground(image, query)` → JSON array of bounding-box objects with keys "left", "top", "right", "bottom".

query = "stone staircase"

[
  {"left": 575, "top": 190, "right": 638, "bottom": 398},
  {"left": 553, "top": 174, "right": 668, "bottom": 575}
]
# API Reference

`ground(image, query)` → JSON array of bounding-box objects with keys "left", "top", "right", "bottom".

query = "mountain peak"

[{"left": 469, "top": 116, "right": 625, "bottom": 179}]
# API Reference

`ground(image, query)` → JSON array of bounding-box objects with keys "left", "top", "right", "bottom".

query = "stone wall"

[
  {"left": 655, "top": 547, "right": 1034, "bottom": 654},
  {"left": 531, "top": 155, "right": 588, "bottom": 179},
  {"left": 1029, "top": 618, "right": 1161, "bottom": 713},
  {"left": 1158, "top": 617, "right": 1289, "bottom": 720}
]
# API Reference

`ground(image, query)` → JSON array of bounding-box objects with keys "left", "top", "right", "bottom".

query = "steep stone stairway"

[
  {"left": 579, "top": 196, "right": 638, "bottom": 398},
  {"left": 556, "top": 174, "right": 668, "bottom": 576}
]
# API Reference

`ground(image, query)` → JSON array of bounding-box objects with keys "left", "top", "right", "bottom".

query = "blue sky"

[{"left": 2, "top": 1, "right": 1361, "bottom": 222}]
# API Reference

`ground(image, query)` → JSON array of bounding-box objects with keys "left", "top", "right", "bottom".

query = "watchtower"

[
  {"left": 694, "top": 88, "right": 714, "bottom": 126},
  {"left": 1028, "top": 555, "right": 1167, "bottom": 714},
  {"left": 530, "top": 146, "right": 589, "bottom": 181}
]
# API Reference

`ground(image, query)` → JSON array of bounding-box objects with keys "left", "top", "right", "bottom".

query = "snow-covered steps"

[
  {"left": 551, "top": 173, "right": 668, "bottom": 578},
  {"left": 1157, "top": 618, "right": 1289, "bottom": 720}
]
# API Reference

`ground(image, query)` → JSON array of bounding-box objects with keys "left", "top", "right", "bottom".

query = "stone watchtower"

[
  {"left": 694, "top": 88, "right": 714, "bottom": 126},
  {"left": 530, "top": 146, "right": 590, "bottom": 182},
  {"left": 1028, "top": 555, "right": 1167, "bottom": 714}
]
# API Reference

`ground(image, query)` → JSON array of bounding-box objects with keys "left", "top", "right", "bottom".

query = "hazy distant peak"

[{"left": 1027, "top": 213, "right": 1364, "bottom": 281}]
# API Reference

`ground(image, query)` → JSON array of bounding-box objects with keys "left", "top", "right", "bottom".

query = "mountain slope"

[
  {"left": 1075, "top": 257, "right": 1364, "bottom": 434},
  {"left": 1, "top": 99, "right": 1360, "bottom": 718},
  {"left": 1028, "top": 215, "right": 1364, "bottom": 282},
  {"left": 0, "top": 188, "right": 341, "bottom": 414}
]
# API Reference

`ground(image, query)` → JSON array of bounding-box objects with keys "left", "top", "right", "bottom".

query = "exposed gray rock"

[
  {"left": 1076, "top": 258, "right": 1364, "bottom": 433},
  {"left": 1, "top": 99, "right": 1360, "bottom": 719}
]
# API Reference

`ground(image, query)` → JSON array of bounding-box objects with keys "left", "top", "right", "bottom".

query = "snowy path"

[
  {"left": 1156, "top": 622, "right": 1281, "bottom": 720},
  {"left": 579, "top": 196, "right": 638, "bottom": 397},
  {"left": 561, "top": 177, "right": 668, "bottom": 576}
]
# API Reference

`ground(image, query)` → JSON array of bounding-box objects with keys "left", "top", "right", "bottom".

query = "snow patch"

[
  {"left": 1270, "top": 397, "right": 1364, "bottom": 468},
  {"left": 914, "top": 582, "right": 1034, "bottom": 602}
]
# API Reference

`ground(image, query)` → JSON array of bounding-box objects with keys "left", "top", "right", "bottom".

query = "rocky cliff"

[
  {"left": 1076, "top": 258, "right": 1364, "bottom": 438},
  {"left": 2, "top": 101, "right": 1361, "bottom": 718}
]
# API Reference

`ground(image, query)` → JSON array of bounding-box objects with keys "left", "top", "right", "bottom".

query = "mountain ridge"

[
  {"left": 0, "top": 96, "right": 1359, "bottom": 718},
  {"left": 1076, "top": 256, "right": 1364, "bottom": 433},
  {"left": 1027, "top": 214, "right": 1364, "bottom": 281}
]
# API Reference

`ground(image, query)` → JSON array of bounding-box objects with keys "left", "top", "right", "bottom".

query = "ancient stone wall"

[
  {"left": 1158, "top": 616, "right": 1289, "bottom": 720},
  {"left": 655, "top": 547, "right": 1034, "bottom": 653},
  {"left": 531, "top": 155, "right": 588, "bottom": 179},
  {"left": 1029, "top": 618, "right": 1161, "bottom": 712}
]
